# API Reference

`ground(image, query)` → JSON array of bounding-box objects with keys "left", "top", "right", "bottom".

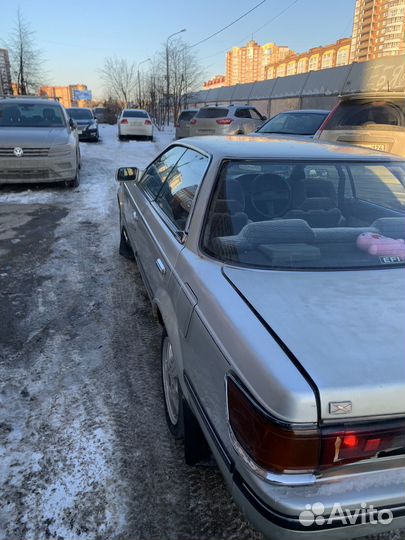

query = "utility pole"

[
  {"left": 137, "top": 58, "right": 150, "bottom": 108},
  {"left": 165, "top": 28, "right": 186, "bottom": 127}
]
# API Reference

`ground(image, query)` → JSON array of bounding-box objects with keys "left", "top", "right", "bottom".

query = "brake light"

[
  {"left": 144, "top": 119, "right": 152, "bottom": 125},
  {"left": 316, "top": 101, "right": 340, "bottom": 136},
  {"left": 174, "top": 122, "right": 179, "bottom": 128},
  {"left": 120, "top": 119, "right": 128, "bottom": 124},
  {"left": 227, "top": 376, "right": 405, "bottom": 475},
  {"left": 216, "top": 118, "right": 233, "bottom": 125},
  {"left": 190, "top": 119, "right": 197, "bottom": 125}
]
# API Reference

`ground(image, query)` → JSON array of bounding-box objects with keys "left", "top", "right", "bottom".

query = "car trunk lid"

[{"left": 223, "top": 266, "right": 405, "bottom": 420}]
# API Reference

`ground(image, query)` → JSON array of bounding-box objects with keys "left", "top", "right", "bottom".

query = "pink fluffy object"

[{"left": 357, "top": 232, "right": 405, "bottom": 257}]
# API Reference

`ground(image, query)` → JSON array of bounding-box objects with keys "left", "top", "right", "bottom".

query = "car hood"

[
  {"left": 0, "top": 127, "right": 69, "bottom": 146},
  {"left": 75, "top": 119, "right": 95, "bottom": 126},
  {"left": 223, "top": 266, "right": 405, "bottom": 420}
]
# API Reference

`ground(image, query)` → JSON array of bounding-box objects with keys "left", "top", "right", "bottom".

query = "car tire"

[
  {"left": 118, "top": 133, "right": 125, "bottom": 141},
  {"left": 66, "top": 166, "right": 80, "bottom": 188},
  {"left": 161, "top": 330, "right": 184, "bottom": 440},
  {"left": 119, "top": 227, "right": 134, "bottom": 260}
]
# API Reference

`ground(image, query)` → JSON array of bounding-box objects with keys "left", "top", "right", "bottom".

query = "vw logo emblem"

[{"left": 13, "top": 147, "right": 24, "bottom": 157}]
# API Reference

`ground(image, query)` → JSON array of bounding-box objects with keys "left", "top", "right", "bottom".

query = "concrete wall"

[{"left": 186, "top": 55, "right": 405, "bottom": 118}]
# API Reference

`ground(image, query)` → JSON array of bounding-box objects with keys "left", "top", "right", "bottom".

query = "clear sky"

[{"left": 1, "top": 0, "right": 356, "bottom": 98}]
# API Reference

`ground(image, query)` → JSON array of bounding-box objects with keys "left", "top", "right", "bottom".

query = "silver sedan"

[{"left": 116, "top": 136, "right": 405, "bottom": 539}]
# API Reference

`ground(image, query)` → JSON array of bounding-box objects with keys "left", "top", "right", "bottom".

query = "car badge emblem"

[
  {"left": 13, "top": 147, "right": 24, "bottom": 157},
  {"left": 329, "top": 401, "right": 352, "bottom": 415}
]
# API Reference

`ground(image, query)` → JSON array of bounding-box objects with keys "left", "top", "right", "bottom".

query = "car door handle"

[
  {"left": 155, "top": 258, "right": 166, "bottom": 275},
  {"left": 132, "top": 210, "right": 139, "bottom": 222}
]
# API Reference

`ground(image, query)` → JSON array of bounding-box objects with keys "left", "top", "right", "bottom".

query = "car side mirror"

[
  {"left": 69, "top": 118, "right": 77, "bottom": 130},
  {"left": 116, "top": 167, "right": 139, "bottom": 182}
]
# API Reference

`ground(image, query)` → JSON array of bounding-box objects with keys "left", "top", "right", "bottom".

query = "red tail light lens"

[
  {"left": 174, "top": 122, "right": 179, "bottom": 128},
  {"left": 144, "top": 119, "right": 152, "bottom": 125},
  {"left": 216, "top": 118, "right": 233, "bottom": 125},
  {"left": 227, "top": 376, "right": 405, "bottom": 475},
  {"left": 120, "top": 119, "right": 128, "bottom": 124},
  {"left": 190, "top": 119, "right": 197, "bottom": 125}
]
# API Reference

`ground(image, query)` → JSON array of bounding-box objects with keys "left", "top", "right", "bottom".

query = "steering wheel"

[{"left": 250, "top": 173, "right": 292, "bottom": 219}]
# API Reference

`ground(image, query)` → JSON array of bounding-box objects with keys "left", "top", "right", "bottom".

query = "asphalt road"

[{"left": 0, "top": 126, "right": 403, "bottom": 540}]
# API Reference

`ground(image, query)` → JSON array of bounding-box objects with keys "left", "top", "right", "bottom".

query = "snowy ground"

[{"left": 0, "top": 125, "right": 403, "bottom": 540}]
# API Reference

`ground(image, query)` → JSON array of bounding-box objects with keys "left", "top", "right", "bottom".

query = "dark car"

[
  {"left": 255, "top": 109, "right": 330, "bottom": 139},
  {"left": 66, "top": 107, "right": 99, "bottom": 142}
]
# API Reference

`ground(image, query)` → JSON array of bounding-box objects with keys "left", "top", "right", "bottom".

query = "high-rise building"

[
  {"left": 351, "top": 0, "right": 405, "bottom": 62},
  {"left": 39, "top": 84, "right": 89, "bottom": 108},
  {"left": 226, "top": 41, "right": 294, "bottom": 86},
  {"left": 0, "top": 49, "right": 13, "bottom": 96}
]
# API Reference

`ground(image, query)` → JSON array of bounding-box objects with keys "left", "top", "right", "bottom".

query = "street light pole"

[
  {"left": 165, "top": 28, "right": 186, "bottom": 127},
  {"left": 137, "top": 58, "right": 151, "bottom": 109}
]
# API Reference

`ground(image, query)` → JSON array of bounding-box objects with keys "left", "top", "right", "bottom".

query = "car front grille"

[
  {"left": 0, "top": 169, "right": 50, "bottom": 180},
  {"left": 0, "top": 147, "right": 50, "bottom": 157}
]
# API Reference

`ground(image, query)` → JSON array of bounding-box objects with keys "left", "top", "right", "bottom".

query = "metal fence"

[{"left": 185, "top": 55, "right": 405, "bottom": 117}]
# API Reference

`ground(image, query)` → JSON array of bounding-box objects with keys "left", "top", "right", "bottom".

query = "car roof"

[
  {"left": 0, "top": 98, "right": 61, "bottom": 106},
  {"left": 277, "top": 109, "right": 330, "bottom": 114},
  {"left": 179, "top": 136, "right": 404, "bottom": 162},
  {"left": 123, "top": 108, "right": 147, "bottom": 112}
]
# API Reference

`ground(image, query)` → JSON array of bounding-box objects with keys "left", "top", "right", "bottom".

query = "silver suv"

[
  {"left": 189, "top": 105, "right": 266, "bottom": 136},
  {"left": 0, "top": 97, "right": 80, "bottom": 187}
]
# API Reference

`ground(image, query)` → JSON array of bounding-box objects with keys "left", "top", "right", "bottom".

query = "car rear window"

[
  {"left": 259, "top": 112, "right": 328, "bottom": 135},
  {"left": 197, "top": 108, "right": 228, "bottom": 119},
  {"left": 123, "top": 110, "right": 148, "bottom": 118},
  {"left": 179, "top": 111, "right": 197, "bottom": 122},
  {"left": 326, "top": 100, "right": 405, "bottom": 130}
]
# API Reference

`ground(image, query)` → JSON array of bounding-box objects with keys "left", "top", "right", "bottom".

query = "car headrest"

[
  {"left": 373, "top": 217, "right": 405, "bottom": 239},
  {"left": 241, "top": 219, "right": 315, "bottom": 245}
]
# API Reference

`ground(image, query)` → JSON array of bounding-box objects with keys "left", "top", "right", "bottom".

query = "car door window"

[
  {"left": 139, "top": 146, "right": 186, "bottom": 198},
  {"left": 155, "top": 149, "right": 209, "bottom": 231},
  {"left": 249, "top": 109, "right": 262, "bottom": 120},
  {"left": 235, "top": 108, "right": 252, "bottom": 119}
]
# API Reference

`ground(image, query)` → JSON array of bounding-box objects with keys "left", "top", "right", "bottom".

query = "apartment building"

[
  {"left": 265, "top": 38, "right": 352, "bottom": 79},
  {"left": 225, "top": 40, "right": 294, "bottom": 86},
  {"left": 351, "top": 0, "right": 405, "bottom": 61},
  {"left": 39, "top": 84, "right": 89, "bottom": 108},
  {"left": 0, "top": 49, "right": 12, "bottom": 96}
]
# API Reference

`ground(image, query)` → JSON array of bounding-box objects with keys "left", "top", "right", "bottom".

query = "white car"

[{"left": 118, "top": 109, "right": 153, "bottom": 141}]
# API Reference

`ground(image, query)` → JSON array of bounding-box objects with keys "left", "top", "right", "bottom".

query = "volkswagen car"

[
  {"left": 116, "top": 136, "right": 405, "bottom": 539},
  {"left": 0, "top": 97, "right": 80, "bottom": 187},
  {"left": 67, "top": 107, "right": 99, "bottom": 142},
  {"left": 189, "top": 105, "right": 266, "bottom": 136}
]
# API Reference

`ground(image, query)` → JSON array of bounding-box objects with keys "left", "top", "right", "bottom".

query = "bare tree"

[
  {"left": 6, "top": 9, "right": 45, "bottom": 95},
  {"left": 100, "top": 57, "right": 136, "bottom": 108}
]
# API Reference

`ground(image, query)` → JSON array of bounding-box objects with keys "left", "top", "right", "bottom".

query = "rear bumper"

[
  {"left": 119, "top": 125, "right": 153, "bottom": 137},
  {"left": 0, "top": 155, "right": 76, "bottom": 184}
]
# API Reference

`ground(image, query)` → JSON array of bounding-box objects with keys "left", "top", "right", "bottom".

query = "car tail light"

[
  {"left": 120, "top": 119, "right": 128, "bottom": 124},
  {"left": 144, "top": 119, "right": 152, "bottom": 125},
  {"left": 190, "top": 119, "right": 197, "bottom": 125},
  {"left": 174, "top": 122, "right": 179, "bottom": 128},
  {"left": 315, "top": 102, "right": 340, "bottom": 136},
  {"left": 227, "top": 376, "right": 405, "bottom": 475},
  {"left": 216, "top": 118, "right": 233, "bottom": 125}
]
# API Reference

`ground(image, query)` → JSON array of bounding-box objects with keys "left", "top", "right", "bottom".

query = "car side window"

[
  {"left": 155, "top": 149, "right": 209, "bottom": 231},
  {"left": 250, "top": 109, "right": 262, "bottom": 120},
  {"left": 235, "top": 108, "right": 252, "bottom": 119},
  {"left": 139, "top": 146, "right": 186, "bottom": 198}
]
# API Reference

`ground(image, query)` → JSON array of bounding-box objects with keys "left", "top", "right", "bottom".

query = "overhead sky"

[{"left": 1, "top": 0, "right": 356, "bottom": 98}]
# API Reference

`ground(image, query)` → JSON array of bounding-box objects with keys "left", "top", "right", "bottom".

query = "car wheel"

[
  {"left": 119, "top": 227, "right": 134, "bottom": 259},
  {"left": 161, "top": 331, "right": 184, "bottom": 440},
  {"left": 66, "top": 166, "right": 80, "bottom": 188}
]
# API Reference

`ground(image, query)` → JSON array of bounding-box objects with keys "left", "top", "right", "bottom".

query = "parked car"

[
  {"left": 255, "top": 109, "right": 329, "bottom": 138},
  {"left": 0, "top": 97, "right": 80, "bottom": 187},
  {"left": 175, "top": 109, "right": 199, "bottom": 139},
  {"left": 66, "top": 107, "right": 99, "bottom": 142},
  {"left": 314, "top": 93, "right": 405, "bottom": 158},
  {"left": 93, "top": 107, "right": 108, "bottom": 123},
  {"left": 189, "top": 105, "right": 266, "bottom": 136},
  {"left": 118, "top": 109, "right": 153, "bottom": 141},
  {"left": 116, "top": 136, "right": 405, "bottom": 540}
]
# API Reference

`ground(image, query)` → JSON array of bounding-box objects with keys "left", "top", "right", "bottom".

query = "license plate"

[{"left": 359, "top": 143, "right": 386, "bottom": 152}]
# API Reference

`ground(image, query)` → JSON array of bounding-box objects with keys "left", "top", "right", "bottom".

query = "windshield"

[
  {"left": 0, "top": 103, "right": 66, "bottom": 128},
  {"left": 67, "top": 108, "right": 93, "bottom": 120},
  {"left": 258, "top": 112, "right": 328, "bottom": 135},
  {"left": 203, "top": 159, "right": 405, "bottom": 270}
]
